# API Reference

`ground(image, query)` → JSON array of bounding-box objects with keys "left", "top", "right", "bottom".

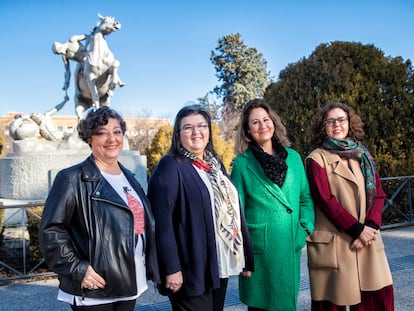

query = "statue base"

[{"left": 0, "top": 149, "right": 147, "bottom": 200}]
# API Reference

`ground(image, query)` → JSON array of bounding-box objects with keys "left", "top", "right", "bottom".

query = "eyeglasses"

[
  {"left": 181, "top": 123, "right": 208, "bottom": 134},
  {"left": 94, "top": 129, "right": 124, "bottom": 137},
  {"left": 324, "top": 117, "right": 348, "bottom": 127}
]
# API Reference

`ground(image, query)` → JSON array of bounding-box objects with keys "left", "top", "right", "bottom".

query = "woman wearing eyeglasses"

[
  {"left": 39, "top": 107, "right": 159, "bottom": 311},
  {"left": 306, "top": 102, "right": 394, "bottom": 310},
  {"left": 147, "top": 104, "right": 254, "bottom": 311}
]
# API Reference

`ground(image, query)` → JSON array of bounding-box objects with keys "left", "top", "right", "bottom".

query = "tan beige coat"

[{"left": 306, "top": 148, "right": 392, "bottom": 306}]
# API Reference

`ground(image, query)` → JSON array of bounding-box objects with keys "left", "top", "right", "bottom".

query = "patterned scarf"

[
  {"left": 181, "top": 148, "right": 243, "bottom": 263},
  {"left": 321, "top": 137, "right": 377, "bottom": 210},
  {"left": 249, "top": 137, "right": 288, "bottom": 187},
  {"left": 181, "top": 148, "right": 211, "bottom": 172}
]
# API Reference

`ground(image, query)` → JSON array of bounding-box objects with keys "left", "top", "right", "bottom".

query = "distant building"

[{"left": 0, "top": 113, "right": 171, "bottom": 156}]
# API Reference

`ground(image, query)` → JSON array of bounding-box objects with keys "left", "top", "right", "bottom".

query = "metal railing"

[
  {"left": 381, "top": 175, "right": 414, "bottom": 228},
  {"left": 0, "top": 200, "right": 55, "bottom": 283}
]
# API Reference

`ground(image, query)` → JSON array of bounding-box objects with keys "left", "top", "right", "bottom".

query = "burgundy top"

[{"left": 306, "top": 159, "right": 386, "bottom": 238}]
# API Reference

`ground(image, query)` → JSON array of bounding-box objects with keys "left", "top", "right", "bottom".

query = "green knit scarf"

[{"left": 322, "top": 137, "right": 377, "bottom": 210}]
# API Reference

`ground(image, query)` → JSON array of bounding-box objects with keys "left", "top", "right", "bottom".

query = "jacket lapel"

[
  {"left": 245, "top": 151, "right": 292, "bottom": 210},
  {"left": 94, "top": 178, "right": 127, "bottom": 207},
  {"left": 81, "top": 155, "right": 130, "bottom": 208},
  {"left": 322, "top": 149, "right": 358, "bottom": 186}
]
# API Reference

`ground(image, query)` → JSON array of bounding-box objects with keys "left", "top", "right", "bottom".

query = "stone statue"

[
  {"left": 7, "top": 15, "right": 125, "bottom": 153},
  {"left": 8, "top": 114, "right": 40, "bottom": 140},
  {"left": 0, "top": 16, "right": 141, "bottom": 201},
  {"left": 9, "top": 102, "right": 65, "bottom": 142},
  {"left": 8, "top": 101, "right": 90, "bottom": 153},
  {"left": 30, "top": 104, "right": 65, "bottom": 141},
  {"left": 52, "top": 14, "right": 124, "bottom": 119}
]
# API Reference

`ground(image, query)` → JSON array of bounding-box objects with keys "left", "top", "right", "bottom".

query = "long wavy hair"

[
  {"left": 308, "top": 102, "right": 365, "bottom": 148},
  {"left": 169, "top": 104, "right": 218, "bottom": 159},
  {"left": 235, "top": 98, "right": 291, "bottom": 154}
]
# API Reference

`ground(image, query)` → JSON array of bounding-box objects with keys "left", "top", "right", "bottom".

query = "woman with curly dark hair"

[
  {"left": 40, "top": 106, "right": 159, "bottom": 311},
  {"left": 305, "top": 102, "right": 394, "bottom": 310}
]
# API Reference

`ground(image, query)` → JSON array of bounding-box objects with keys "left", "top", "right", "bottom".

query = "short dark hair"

[
  {"left": 169, "top": 104, "right": 217, "bottom": 158},
  {"left": 77, "top": 106, "right": 126, "bottom": 145}
]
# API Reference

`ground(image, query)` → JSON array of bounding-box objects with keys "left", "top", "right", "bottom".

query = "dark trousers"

[
  {"left": 311, "top": 285, "right": 394, "bottom": 311},
  {"left": 70, "top": 299, "right": 136, "bottom": 311},
  {"left": 169, "top": 278, "right": 228, "bottom": 311},
  {"left": 213, "top": 278, "right": 229, "bottom": 311}
]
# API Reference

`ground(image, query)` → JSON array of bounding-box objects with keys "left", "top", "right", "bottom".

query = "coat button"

[
  {"left": 96, "top": 191, "right": 100, "bottom": 196},
  {"left": 287, "top": 209, "right": 292, "bottom": 214}
]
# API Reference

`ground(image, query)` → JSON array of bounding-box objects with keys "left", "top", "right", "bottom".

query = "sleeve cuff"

[
  {"left": 345, "top": 221, "right": 364, "bottom": 240},
  {"left": 365, "top": 219, "right": 380, "bottom": 230}
]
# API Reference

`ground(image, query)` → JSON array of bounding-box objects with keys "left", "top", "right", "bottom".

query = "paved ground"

[{"left": 1, "top": 225, "right": 413, "bottom": 311}]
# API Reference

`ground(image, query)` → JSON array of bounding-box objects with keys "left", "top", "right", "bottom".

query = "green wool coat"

[{"left": 231, "top": 148, "right": 314, "bottom": 311}]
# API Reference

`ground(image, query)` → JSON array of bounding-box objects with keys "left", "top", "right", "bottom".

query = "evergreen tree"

[
  {"left": 198, "top": 92, "right": 221, "bottom": 121},
  {"left": 211, "top": 33, "right": 271, "bottom": 138},
  {"left": 265, "top": 41, "right": 414, "bottom": 177}
]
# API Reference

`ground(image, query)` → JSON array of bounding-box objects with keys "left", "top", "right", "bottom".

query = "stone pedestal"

[{"left": 0, "top": 149, "right": 147, "bottom": 200}]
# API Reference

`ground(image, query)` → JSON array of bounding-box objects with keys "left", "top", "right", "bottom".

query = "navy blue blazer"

[{"left": 148, "top": 154, "right": 253, "bottom": 296}]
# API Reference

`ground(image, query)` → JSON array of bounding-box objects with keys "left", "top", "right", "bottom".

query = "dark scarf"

[
  {"left": 249, "top": 137, "right": 288, "bottom": 187},
  {"left": 321, "top": 137, "right": 377, "bottom": 210}
]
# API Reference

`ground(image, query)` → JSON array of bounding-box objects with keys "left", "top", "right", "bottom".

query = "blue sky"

[{"left": 1, "top": 0, "right": 413, "bottom": 120}]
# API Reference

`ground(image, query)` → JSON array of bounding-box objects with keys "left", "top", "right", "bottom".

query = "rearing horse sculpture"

[{"left": 53, "top": 14, "right": 124, "bottom": 119}]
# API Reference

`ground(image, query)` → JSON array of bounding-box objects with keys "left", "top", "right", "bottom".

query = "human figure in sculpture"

[
  {"left": 8, "top": 100, "right": 66, "bottom": 142},
  {"left": 8, "top": 113, "right": 39, "bottom": 140},
  {"left": 30, "top": 102, "right": 65, "bottom": 141},
  {"left": 52, "top": 34, "right": 88, "bottom": 91},
  {"left": 53, "top": 14, "right": 124, "bottom": 120}
]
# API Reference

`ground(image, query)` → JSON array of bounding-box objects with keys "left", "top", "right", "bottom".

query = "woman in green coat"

[{"left": 231, "top": 99, "right": 314, "bottom": 311}]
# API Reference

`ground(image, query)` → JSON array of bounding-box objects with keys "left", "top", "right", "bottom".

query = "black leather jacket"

[{"left": 40, "top": 155, "right": 160, "bottom": 299}]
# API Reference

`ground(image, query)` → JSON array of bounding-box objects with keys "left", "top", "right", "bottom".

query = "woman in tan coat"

[{"left": 306, "top": 102, "right": 394, "bottom": 311}]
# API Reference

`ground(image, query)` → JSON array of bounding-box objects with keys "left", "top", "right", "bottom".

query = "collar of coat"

[
  {"left": 242, "top": 149, "right": 293, "bottom": 213},
  {"left": 79, "top": 154, "right": 146, "bottom": 209},
  {"left": 316, "top": 148, "right": 361, "bottom": 186}
]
